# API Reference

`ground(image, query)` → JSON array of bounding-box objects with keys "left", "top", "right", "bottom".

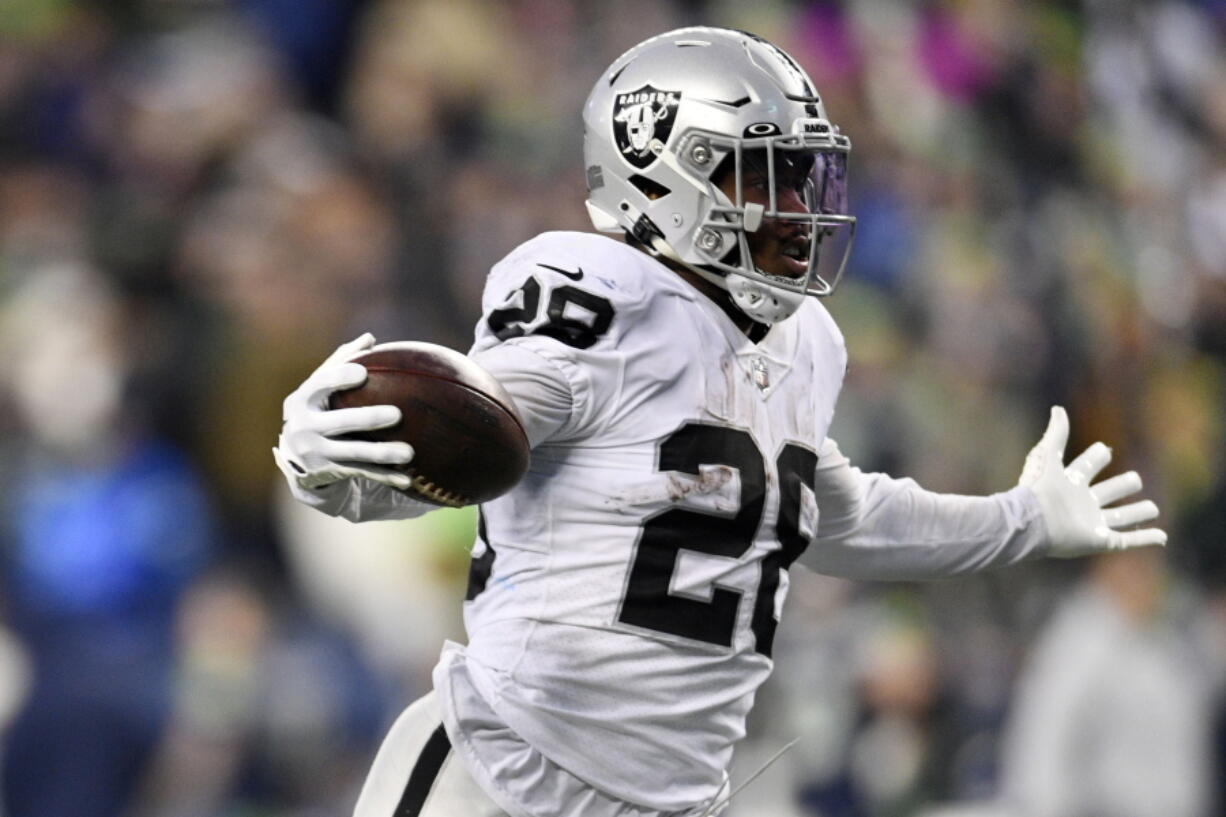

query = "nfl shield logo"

[
  {"left": 751, "top": 357, "right": 770, "bottom": 390},
  {"left": 612, "top": 84, "right": 681, "bottom": 170}
]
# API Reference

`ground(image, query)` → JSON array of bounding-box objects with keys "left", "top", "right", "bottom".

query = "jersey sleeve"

[
  {"left": 799, "top": 437, "right": 1049, "bottom": 579},
  {"left": 470, "top": 342, "right": 575, "bottom": 448},
  {"left": 282, "top": 473, "right": 436, "bottom": 522},
  {"left": 468, "top": 231, "right": 650, "bottom": 444}
]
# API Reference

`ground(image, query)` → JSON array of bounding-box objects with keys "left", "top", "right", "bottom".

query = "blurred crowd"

[{"left": 0, "top": 1, "right": 1223, "bottom": 816}]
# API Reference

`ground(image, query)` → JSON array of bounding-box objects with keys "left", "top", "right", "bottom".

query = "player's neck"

[
  {"left": 623, "top": 237, "right": 768, "bottom": 339},
  {"left": 671, "top": 266, "right": 769, "bottom": 341}
]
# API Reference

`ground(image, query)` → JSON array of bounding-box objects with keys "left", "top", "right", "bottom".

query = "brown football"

[{"left": 328, "top": 342, "right": 530, "bottom": 507}]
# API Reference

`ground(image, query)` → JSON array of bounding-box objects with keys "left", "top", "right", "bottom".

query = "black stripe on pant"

[{"left": 394, "top": 724, "right": 452, "bottom": 817}]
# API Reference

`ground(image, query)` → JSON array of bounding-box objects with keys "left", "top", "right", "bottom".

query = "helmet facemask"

[{"left": 674, "top": 133, "right": 856, "bottom": 323}]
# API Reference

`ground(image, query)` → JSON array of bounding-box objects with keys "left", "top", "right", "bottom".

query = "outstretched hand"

[
  {"left": 1018, "top": 406, "right": 1167, "bottom": 558},
  {"left": 273, "top": 333, "right": 416, "bottom": 492}
]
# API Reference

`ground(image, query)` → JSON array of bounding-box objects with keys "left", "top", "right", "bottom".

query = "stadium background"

[{"left": 0, "top": 0, "right": 1222, "bottom": 815}]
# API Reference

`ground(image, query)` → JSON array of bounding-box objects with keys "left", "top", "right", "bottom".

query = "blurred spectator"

[
  {"left": 765, "top": 589, "right": 950, "bottom": 817},
  {"left": 273, "top": 484, "right": 474, "bottom": 693},
  {"left": 0, "top": 263, "right": 216, "bottom": 817},
  {"left": 920, "top": 550, "right": 1224, "bottom": 817},
  {"left": 996, "top": 549, "right": 1220, "bottom": 817},
  {"left": 131, "top": 570, "right": 391, "bottom": 816},
  {"left": 175, "top": 108, "right": 407, "bottom": 584},
  {"left": 131, "top": 571, "right": 273, "bottom": 817}
]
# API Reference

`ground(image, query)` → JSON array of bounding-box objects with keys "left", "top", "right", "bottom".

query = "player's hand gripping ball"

[{"left": 329, "top": 342, "right": 530, "bottom": 507}]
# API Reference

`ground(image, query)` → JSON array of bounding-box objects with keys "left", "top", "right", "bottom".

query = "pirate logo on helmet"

[{"left": 612, "top": 84, "right": 680, "bottom": 170}]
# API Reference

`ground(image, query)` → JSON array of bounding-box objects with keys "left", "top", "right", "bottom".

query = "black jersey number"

[
  {"left": 487, "top": 275, "right": 614, "bottom": 350},
  {"left": 617, "top": 422, "right": 818, "bottom": 657},
  {"left": 618, "top": 425, "right": 765, "bottom": 648}
]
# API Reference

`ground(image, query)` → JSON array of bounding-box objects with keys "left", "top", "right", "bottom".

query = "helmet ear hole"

[{"left": 628, "top": 174, "right": 672, "bottom": 200}]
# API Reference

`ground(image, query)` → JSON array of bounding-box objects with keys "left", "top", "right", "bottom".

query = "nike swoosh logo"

[{"left": 537, "top": 263, "right": 584, "bottom": 281}]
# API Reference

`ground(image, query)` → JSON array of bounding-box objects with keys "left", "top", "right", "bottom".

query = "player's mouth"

[{"left": 778, "top": 238, "right": 810, "bottom": 278}]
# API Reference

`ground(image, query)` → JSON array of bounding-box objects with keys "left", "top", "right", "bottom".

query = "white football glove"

[
  {"left": 1019, "top": 406, "right": 1167, "bottom": 558},
  {"left": 273, "top": 333, "right": 415, "bottom": 492}
]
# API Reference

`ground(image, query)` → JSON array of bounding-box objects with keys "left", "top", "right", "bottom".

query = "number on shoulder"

[{"left": 487, "top": 267, "right": 615, "bottom": 350}]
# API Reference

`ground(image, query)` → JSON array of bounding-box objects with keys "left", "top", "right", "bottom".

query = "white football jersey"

[
  {"left": 283, "top": 229, "right": 1047, "bottom": 815},
  {"left": 281, "top": 228, "right": 1046, "bottom": 814},
  {"left": 453, "top": 231, "right": 846, "bottom": 811}
]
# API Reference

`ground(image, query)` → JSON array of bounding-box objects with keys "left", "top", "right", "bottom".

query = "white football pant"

[{"left": 354, "top": 691, "right": 508, "bottom": 817}]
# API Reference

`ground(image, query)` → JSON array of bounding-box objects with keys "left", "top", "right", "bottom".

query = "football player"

[{"left": 273, "top": 28, "right": 1166, "bottom": 817}]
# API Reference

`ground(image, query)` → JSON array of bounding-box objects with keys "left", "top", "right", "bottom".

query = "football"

[{"left": 329, "top": 342, "right": 530, "bottom": 507}]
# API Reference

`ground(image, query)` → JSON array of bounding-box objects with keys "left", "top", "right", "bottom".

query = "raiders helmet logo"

[{"left": 612, "top": 85, "right": 680, "bottom": 169}]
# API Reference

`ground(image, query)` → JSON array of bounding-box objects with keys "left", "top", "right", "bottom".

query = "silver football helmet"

[{"left": 583, "top": 27, "right": 856, "bottom": 323}]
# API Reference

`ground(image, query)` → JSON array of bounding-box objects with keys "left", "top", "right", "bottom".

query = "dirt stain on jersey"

[
  {"left": 700, "top": 357, "right": 737, "bottom": 422},
  {"left": 610, "top": 464, "right": 738, "bottom": 514},
  {"left": 665, "top": 464, "right": 735, "bottom": 503}
]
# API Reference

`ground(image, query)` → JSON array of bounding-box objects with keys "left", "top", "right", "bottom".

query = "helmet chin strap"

[
  {"left": 646, "top": 235, "right": 725, "bottom": 292},
  {"left": 725, "top": 272, "right": 805, "bottom": 323}
]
